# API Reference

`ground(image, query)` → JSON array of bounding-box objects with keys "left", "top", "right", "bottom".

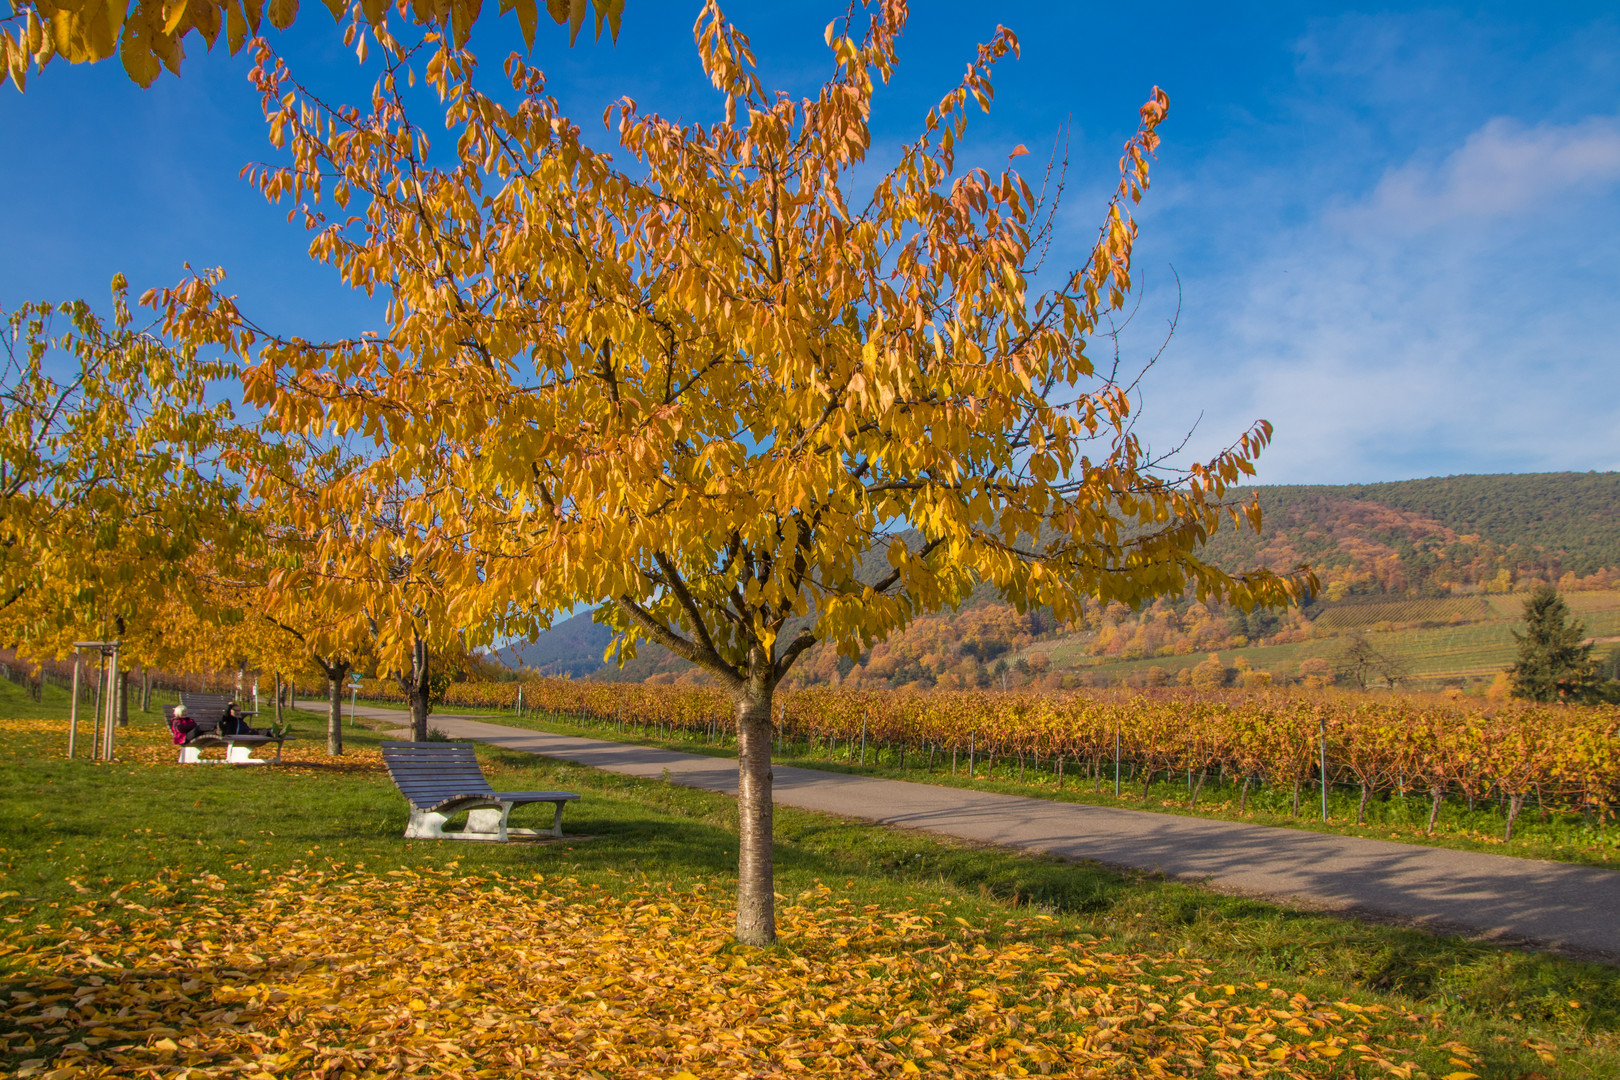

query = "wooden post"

[
  {"left": 91, "top": 652, "right": 105, "bottom": 761},
  {"left": 1114, "top": 726, "right": 1121, "bottom": 797},
  {"left": 1319, "top": 716, "right": 1329, "bottom": 822},
  {"left": 67, "top": 654, "right": 81, "bottom": 759},
  {"left": 103, "top": 646, "right": 120, "bottom": 760}
]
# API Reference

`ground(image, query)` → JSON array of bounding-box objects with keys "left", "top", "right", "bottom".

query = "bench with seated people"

[
  {"left": 381, "top": 741, "right": 579, "bottom": 841},
  {"left": 169, "top": 692, "right": 291, "bottom": 764}
]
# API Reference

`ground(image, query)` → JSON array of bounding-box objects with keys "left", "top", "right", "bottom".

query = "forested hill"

[
  {"left": 505, "top": 472, "right": 1620, "bottom": 681},
  {"left": 1197, "top": 472, "right": 1620, "bottom": 598}
]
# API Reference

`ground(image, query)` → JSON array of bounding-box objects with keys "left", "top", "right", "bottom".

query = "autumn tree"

[
  {"left": 1509, "top": 585, "right": 1600, "bottom": 703},
  {"left": 157, "top": 1, "right": 1311, "bottom": 944},
  {"left": 1332, "top": 632, "right": 1407, "bottom": 691},
  {"left": 0, "top": 285, "right": 238, "bottom": 674},
  {"left": 237, "top": 424, "right": 467, "bottom": 743},
  {"left": 1, "top": 0, "right": 621, "bottom": 89}
]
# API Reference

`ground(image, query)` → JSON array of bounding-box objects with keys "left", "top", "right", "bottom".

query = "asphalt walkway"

[{"left": 317, "top": 700, "right": 1620, "bottom": 958}]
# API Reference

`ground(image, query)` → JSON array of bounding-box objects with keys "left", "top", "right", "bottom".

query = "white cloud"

[
  {"left": 1127, "top": 113, "right": 1620, "bottom": 485},
  {"left": 1338, "top": 115, "right": 1620, "bottom": 231}
]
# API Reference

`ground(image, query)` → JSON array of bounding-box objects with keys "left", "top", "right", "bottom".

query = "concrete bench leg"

[
  {"left": 465, "top": 804, "right": 513, "bottom": 841},
  {"left": 405, "top": 809, "right": 452, "bottom": 839},
  {"left": 179, "top": 746, "right": 201, "bottom": 764},
  {"left": 545, "top": 800, "right": 566, "bottom": 838},
  {"left": 226, "top": 745, "right": 257, "bottom": 764}
]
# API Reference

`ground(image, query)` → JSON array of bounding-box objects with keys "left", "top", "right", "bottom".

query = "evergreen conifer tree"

[{"left": 1509, "top": 585, "right": 1600, "bottom": 702}]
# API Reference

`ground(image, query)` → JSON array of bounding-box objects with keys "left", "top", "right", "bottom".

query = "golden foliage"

[
  {"left": 0, "top": 289, "right": 237, "bottom": 665},
  {"left": 0, "top": 866, "right": 1474, "bottom": 1078},
  {"left": 0, "top": 0, "right": 623, "bottom": 90},
  {"left": 147, "top": 1, "right": 1314, "bottom": 689}
]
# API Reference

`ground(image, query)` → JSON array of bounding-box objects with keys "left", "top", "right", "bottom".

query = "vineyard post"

[
  {"left": 1114, "top": 726, "right": 1121, "bottom": 797},
  {"left": 969, "top": 733, "right": 975, "bottom": 779},
  {"left": 860, "top": 715, "right": 867, "bottom": 766},
  {"left": 67, "top": 653, "right": 81, "bottom": 759},
  {"left": 1319, "top": 716, "right": 1329, "bottom": 822},
  {"left": 517, "top": 684, "right": 524, "bottom": 717}
]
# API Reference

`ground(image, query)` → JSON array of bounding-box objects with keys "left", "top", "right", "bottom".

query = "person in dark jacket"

[{"left": 220, "top": 701, "right": 254, "bottom": 736}]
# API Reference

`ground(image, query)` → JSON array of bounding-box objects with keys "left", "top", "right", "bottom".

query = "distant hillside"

[
  {"left": 502, "top": 472, "right": 1620, "bottom": 685},
  {"left": 1199, "top": 472, "right": 1620, "bottom": 599},
  {"left": 499, "top": 610, "right": 613, "bottom": 678}
]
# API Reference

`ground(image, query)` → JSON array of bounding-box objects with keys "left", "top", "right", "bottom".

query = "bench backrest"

[
  {"left": 381, "top": 742, "right": 496, "bottom": 809},
  {"left": 179, "top": 692, "right": 235, "bottom": 724}
]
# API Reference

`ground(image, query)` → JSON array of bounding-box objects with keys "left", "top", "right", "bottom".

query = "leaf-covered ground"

[
  {"left": 1, "top": 690, "right": 1615, "bottom": 1078},
  {"left": 3, "top": 867, "right": 1478, "bottom": 1079}
]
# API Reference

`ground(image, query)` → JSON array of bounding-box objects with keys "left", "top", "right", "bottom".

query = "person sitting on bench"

[
  {"left": 220, "top": 701, "right": 256, "bottom": 736},
  {"left": 170, "top": 704, "right": 199, "bottom": 745}
]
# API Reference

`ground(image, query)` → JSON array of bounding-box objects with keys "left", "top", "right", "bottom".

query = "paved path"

[{"left": 324, "top": 701, "right": 1620, "bottom": 958}]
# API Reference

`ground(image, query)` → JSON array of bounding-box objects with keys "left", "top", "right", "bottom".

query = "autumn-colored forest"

[{"left": 517, "top": 472, "right": 1620, "bottom": 692}]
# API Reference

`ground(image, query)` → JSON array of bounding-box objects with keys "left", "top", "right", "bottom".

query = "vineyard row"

[{"left": 348, "top": 678, "right": 1619, "bottom": 837}]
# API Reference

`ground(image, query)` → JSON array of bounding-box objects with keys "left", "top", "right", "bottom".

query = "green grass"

[
  {"left": 1026, "top": 589, "right": 1620, "bottom": 687},
  {"left": 486, "top": 704, "right": 1620, "bottom": 870},
  {"left": 2, "top": 685, "right": 1618, "bottom": 1077},
  {"left": 1039, "top": 610, "right": 1620, "bottom": 687}
]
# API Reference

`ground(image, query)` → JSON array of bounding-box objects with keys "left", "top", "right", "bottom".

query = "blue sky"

[{"left": 3, "top": 1, "right": 1617, "bottom": 485}]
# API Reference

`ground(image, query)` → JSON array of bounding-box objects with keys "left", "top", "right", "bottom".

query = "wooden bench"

[
  {"left": 381, "top": 741, "right": 579, "bottom": 842},
  {"left": 170, "top": 694, "right": 290, "bottom": 765}
]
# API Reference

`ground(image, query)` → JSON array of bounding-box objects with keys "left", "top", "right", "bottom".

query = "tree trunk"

[
  {"left": 273, "top": 672, "right": 284, "bottom": 726},
  {"left": 1504, "top": 792, "right": 1526, "bottom": 842},
  {"left": 1426, "top": 785, "right": 1444, "bottom": 834},
  {"left": 403, "top": 633, "right": 431, "bottom": 741},
  {"left": 117, "top": 670, "right": 130, "bottom": 726},
  {"left": 733, "top": 680, "right": 775, "bottom": 946},
  {"left": 1190, "top": 769, "right": 1208, "bottom": 808},
  {"left": 326, "top": 671, "right": 347, "bottom": 756},
  {"left": 1358, "top": 781, "right": 1371, "bottom": 825}
]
